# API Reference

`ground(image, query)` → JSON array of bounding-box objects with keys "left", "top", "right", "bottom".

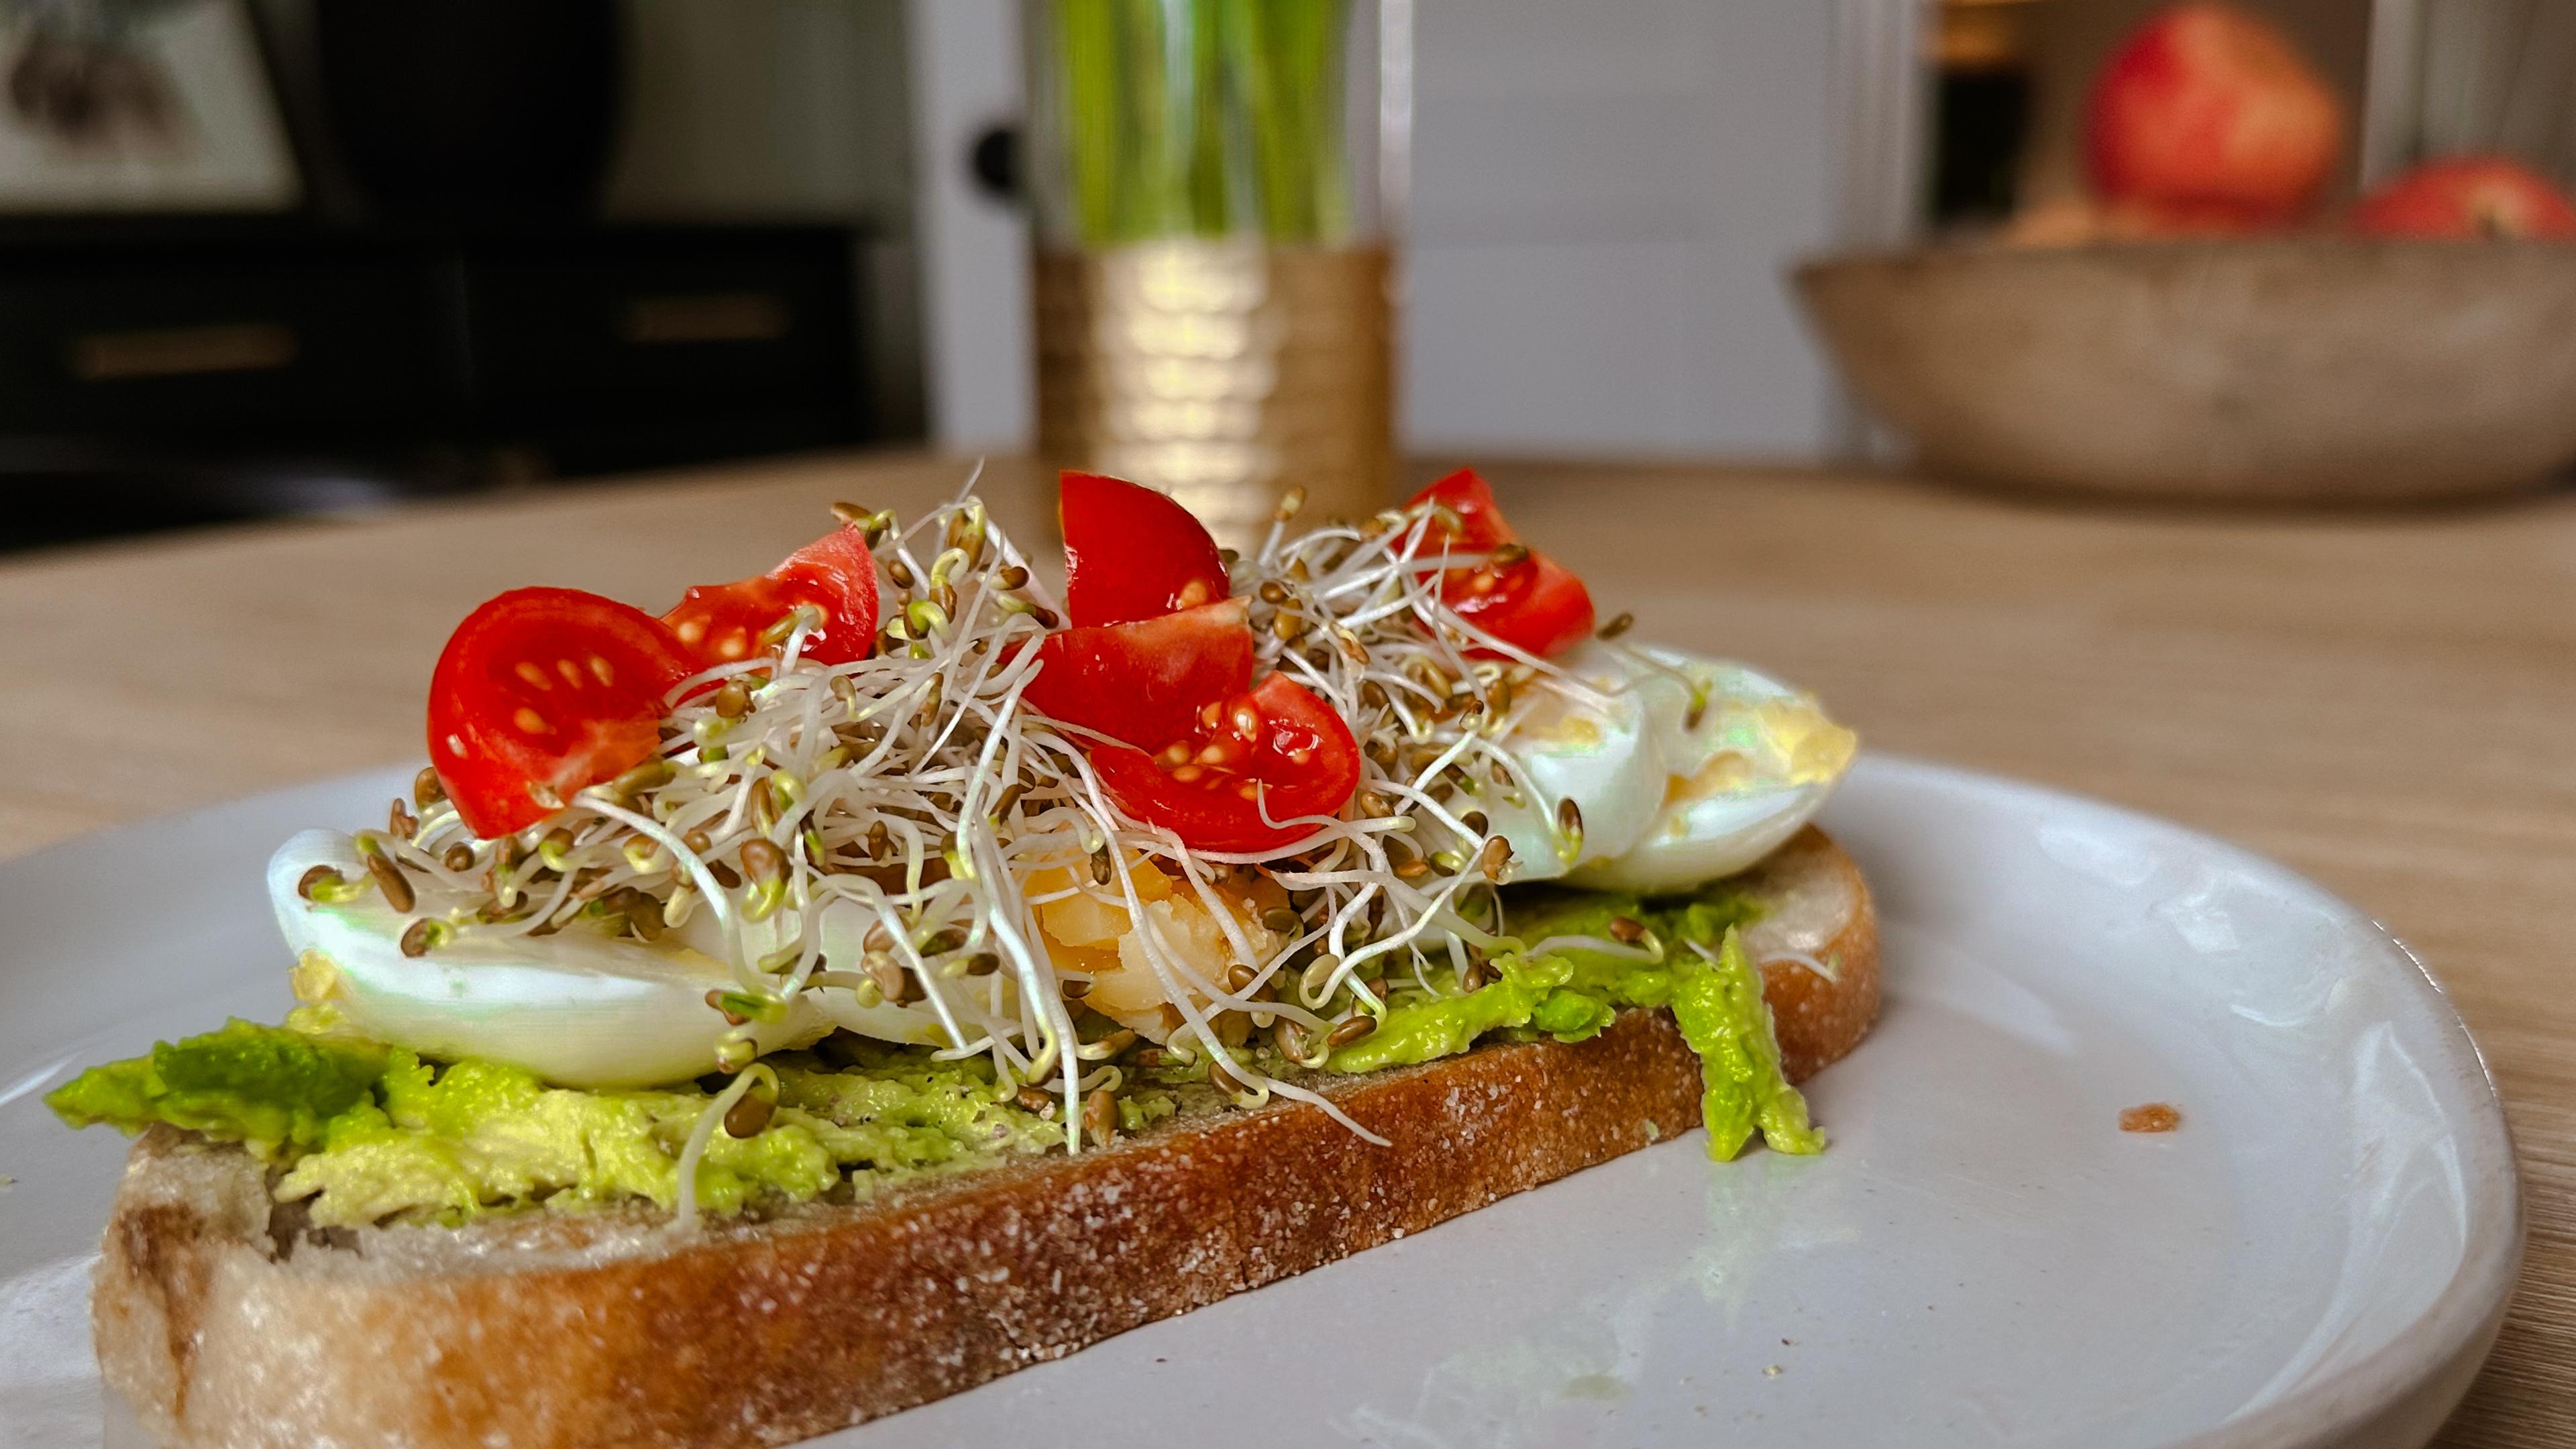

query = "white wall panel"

[
  {"left": 1404, "top": 0, "right": 1842, "bottom": 458},
  {"left": 908, "top": 0, "right": 1034, "bottom": 451},
  {"left": 910, "top": 0, "right": 1845, "bottom": 460}
]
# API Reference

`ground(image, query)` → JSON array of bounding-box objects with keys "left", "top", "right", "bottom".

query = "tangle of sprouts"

[{"left": 361, "top": 474, "right": 1636, "bottom": 1224}]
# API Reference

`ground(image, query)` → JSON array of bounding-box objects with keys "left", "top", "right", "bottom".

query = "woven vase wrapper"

[{"left": 1034, "top": 241, "right": 1395, "bottom": 547}]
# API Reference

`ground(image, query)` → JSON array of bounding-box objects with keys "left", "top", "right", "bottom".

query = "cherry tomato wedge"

[
  {"left": 1020, "top": 599, "right": 1256, "bottom": 750},
  {"left": 664, "top": 524, "right": 881, "bottom": 669},
  {"left": 428, "top": 588, "right": 696, "bottom": 839},
  {"left": 1061, "top": 471, "right": 1232, "bottom": 627},
  {"left": 1413, "top": 466, "right": 1515, "bottom": 550},
  {"left": 1406, "top": 468, "right": 1597, "bottom": 659},
  {"left": 1446, "top": 549, "right": 1595, "bottom": 659},
  {"left": 1089, "top": 672, "right": 1361, "bottom": 851}
]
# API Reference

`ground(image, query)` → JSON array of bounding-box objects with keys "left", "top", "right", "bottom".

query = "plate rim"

[
  {"left": 1839, "top": 756, "right": 2524, "bottom": 1449},
  {"left": 0, "top": 753, "right": 2528, "bottom": 1449}
]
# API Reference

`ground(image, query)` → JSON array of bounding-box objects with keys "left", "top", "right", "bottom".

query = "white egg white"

[
  {"left": 1468, "top": 643, "right": 1669, "bottom": 883},
  {"left": 1562, "top": 647, "right": 1854, "bottom": 894},
  {"left": 268, "top": 830, "right": 848, "bottom": 1089},
  {"left": 674, "top": 893, "right": 959, "bottom": 1048},
  {"left": 1479, "top": 643, "right": 1854, "bottom": 896}
]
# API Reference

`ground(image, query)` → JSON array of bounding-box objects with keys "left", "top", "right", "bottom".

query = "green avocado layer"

[
  {"left": 1325, "top": 892, "right": 1822, "bottom": 1161},
  {"left": 49, "top": 883, "right": 1820, "bottom": 1227},
  {"left": 49, "top": 1024, "right": 1058, "bottom": 1229}
]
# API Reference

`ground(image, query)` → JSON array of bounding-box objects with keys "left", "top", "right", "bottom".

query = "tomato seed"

[
  {"left": 555, "top": 657, "right": 583, "bottom": 687},
  {"left": 588, "top": 655, "right": 614, "bottom": 686},
  {"left": 513, "top": 706, "right": 550, "bottom": 735},
  {"left": 515, "top": 661, "right": 552, "bottom": 690}
]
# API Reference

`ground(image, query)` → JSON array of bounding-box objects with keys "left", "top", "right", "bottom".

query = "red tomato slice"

[
  {"left": 1411, "top": 467, "right": 1515, "bottom": 550},
  {"left": 1448, "top": 551, "right": 1597, "bottom": 659},
  {"left": 1405, "top": 468, "right": 1597, "bottom": 659},
  {"left": 1089, "top": 672, "right": 1361, "bottom": 852},
  {"left": 1020, "top": 599, "right": 1256, "bottom": 750},
  {"left": 1061, "top": 471, "right": 1232, "bottom": 627},
  {"left": 665, "top": 525, "right": 881, "bottom": 669},
  {"left": 428, "top": 588, "right": 696, "bottom": 839}
]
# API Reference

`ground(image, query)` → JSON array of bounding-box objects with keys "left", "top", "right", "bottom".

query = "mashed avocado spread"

[
  {"left": 1326, "top": 892, "right": 1822, "bottom": 1161},
  {"left": 50, "top": 1022, "right": 1058, "bottom": 1229},
  {"left": 50, "top": 884, "right": 1819, "bottom": 1227}
]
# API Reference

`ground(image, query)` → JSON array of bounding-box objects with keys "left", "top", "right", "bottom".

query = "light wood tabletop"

[{"left": 2, "top": 451, "right": 2570, "bottom": 1441}]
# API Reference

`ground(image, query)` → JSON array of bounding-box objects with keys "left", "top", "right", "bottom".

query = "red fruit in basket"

[
  {"left": 2087, "top": 3, "right": 2345, "bottom": 226},
  {"left": 2351, "top": 156, "right": 2576, "bottom": 241}
]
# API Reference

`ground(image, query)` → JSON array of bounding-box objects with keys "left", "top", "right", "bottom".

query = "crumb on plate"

[{"left": 2120, "top": 1102, "right": 2182, "bottom": 1134}]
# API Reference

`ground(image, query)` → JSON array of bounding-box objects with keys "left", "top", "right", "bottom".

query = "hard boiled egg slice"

[
  {"left": 673, "top": 890, "right": 955, "bottom": 1046},
  {"left": 1472, "top": 641, "right": 1670, "bottom": 884},
  {"left": 270, "top": 830, "right": 831, "bottom": 1089},
  {"left": 1564, "top": 647, "right": 1856, "bottom": 895}
]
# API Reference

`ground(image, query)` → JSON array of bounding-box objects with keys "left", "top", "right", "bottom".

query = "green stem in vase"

[
  {"left": 1055, "top": 0, "right": 1133, "bottom": 245},
  {"left": 1232, "top": 0, "right": 1350, "bottom": 245},
  {"left": 1118, "top": 0, "right": 1177, "bottom": 238},
  {"left": 1185, "top": 0, "right": 1234, "bottom": 235},
  {"left": 1051, "top": 0, "right": 1352, "bottom": 247}
]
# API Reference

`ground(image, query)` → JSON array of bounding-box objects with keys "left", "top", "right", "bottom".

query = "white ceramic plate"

[{"left": 0, "top": 757, "right": 2520, "bottom": 1449}]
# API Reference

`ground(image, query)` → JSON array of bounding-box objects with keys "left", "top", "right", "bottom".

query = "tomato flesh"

[
  {"left": 1089, "top": 672, "right": 1360, "bottom": 851},
  {"left": 1021, "top": 599, "right": 1255, "bottom": 750},
  {"left": 428, "top": 588, "right": 696, "bottom": 839},
  {"left": 1413, "top": 467, "right": 1515, "bottom": 550},
  {"left": 1446, "top": 551, "right": 1595, "bottom": 659},
  {"left": 1406, "top": 468, "right": 1597, "bottom": 659},
  {"left": 665, "top": 525, "right": 881, "bottom": 669},
  {"left": 1061, "top": 471, "right": 1232, "bottom": 627}
]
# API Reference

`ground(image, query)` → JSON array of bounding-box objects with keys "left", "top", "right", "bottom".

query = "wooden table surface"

[{"left": 2, "top": 451, "right": 2570, "bottom": 1440}]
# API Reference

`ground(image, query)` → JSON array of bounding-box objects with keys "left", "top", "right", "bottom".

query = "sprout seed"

[
  {"left": 1327, "top": 1015, "right": 1377, "bottom": 1049},
  {"left": 723, "top": 1090, "right": 775, "bottom": 1138},
  {"left": 364, "top": 851, "right": 416, "bottom": 913}
]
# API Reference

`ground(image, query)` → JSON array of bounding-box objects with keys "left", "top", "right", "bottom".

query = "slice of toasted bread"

[{"left": 92, "top": 826, "right": 1877, "bottom": 1449}]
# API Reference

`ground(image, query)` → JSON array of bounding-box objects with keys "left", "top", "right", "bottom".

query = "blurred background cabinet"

[{"left": 0, "top": 0, "right": 909, "bottom": 550}]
